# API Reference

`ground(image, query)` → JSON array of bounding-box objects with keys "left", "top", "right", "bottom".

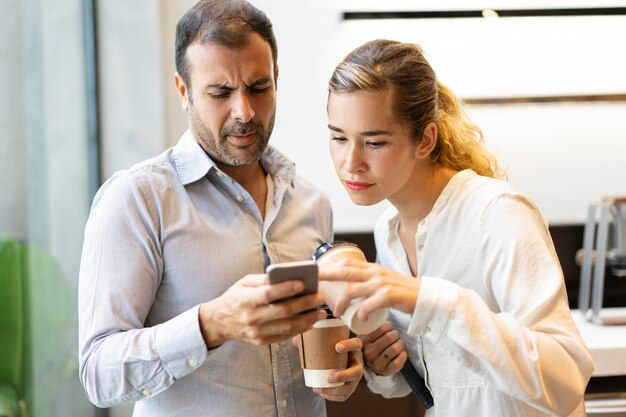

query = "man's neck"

[{"left": 218, "top": 161, "right": 268, "bottom": 219}]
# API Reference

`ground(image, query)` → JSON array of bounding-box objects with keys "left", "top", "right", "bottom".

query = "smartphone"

[{"left": 266, "top": 260, "right": 318, "bottom": 297}]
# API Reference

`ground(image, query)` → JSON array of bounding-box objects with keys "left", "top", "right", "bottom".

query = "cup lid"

[
  {"left": 312, "top": 241, "right": 359, "bottom": 261},
  {"left": 317, "top": 303, "right": 336, "bottom": 318}
]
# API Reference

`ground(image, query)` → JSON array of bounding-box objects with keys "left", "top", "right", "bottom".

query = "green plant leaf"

[
  {"left": 0, "top": 238, "right": 25, "bottom": 396},
  {"left": 0, "top": 383, "right": 18, "bottom": 417}
]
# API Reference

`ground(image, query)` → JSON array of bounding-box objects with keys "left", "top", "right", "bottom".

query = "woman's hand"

[
  {"left": 318, "top": 259, "right": 420, "bottom": 320},
  {"left": 359, "top": 321, "right": 407, "bottom": 376},
  {"left": 313, "top": 337, "right": 364, "bottom": 401}
]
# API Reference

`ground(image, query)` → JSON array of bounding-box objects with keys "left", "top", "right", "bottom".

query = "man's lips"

[
  {"left": 227, "top": 132, "right": 256, "bottom": 146},
  {"left": 343, "top": 180, "right": 374, "bottom": 191}
]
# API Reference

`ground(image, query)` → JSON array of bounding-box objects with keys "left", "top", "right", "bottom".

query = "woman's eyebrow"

[{"left": 328, "top": 124, "right": 392, "bottom": 137}]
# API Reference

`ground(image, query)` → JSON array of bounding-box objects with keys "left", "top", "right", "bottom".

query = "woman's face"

[{"left": 327, "top": 89, "right": 421, "bottom": 206}]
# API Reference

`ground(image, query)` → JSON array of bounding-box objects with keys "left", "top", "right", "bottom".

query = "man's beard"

[{"left": 189, "top": 104, "right": 275, "bottom": 167}]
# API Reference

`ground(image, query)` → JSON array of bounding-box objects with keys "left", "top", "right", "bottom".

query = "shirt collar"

[{"left": 171, "top": 129, "right": 296, "bottom": 187}]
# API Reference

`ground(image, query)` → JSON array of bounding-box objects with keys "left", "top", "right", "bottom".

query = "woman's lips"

[
  {"left": 227, "top": 132, "right": 256, "bottom": 146},
  {"left": 343, "top": 180, "right": 374, "bottom": 191}
]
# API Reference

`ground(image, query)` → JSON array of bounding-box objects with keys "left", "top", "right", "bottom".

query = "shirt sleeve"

[
  {"left": 407, "top": 193, "right": 594, "bottom": 416},
  {"left": 362, "top": 366, "right": 412, "bottom": 399},
  {"left": 78, "top": 172, "right": 208, "bottom": 408}
]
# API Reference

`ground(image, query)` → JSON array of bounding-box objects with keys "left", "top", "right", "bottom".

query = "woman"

[{"left": 321, "top": 39, "right": 593, "bottom": 416}]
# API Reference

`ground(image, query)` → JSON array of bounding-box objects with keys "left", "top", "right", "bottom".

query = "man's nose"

[{"left": 231, "top": 93, "right": 255, "bottom": 122}]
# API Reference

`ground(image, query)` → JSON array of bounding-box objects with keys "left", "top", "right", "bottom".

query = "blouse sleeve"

[{"left": 362, "top": 367, "right": 412, "bottom": 398}]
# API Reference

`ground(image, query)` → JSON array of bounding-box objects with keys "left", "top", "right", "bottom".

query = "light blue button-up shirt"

[{"left": 78, "top": 130, "right": 333, "bottom": 417}]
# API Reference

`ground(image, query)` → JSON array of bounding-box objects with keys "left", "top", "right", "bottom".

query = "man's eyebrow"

[
  {"left": 327, "top": 124, "right": 391, "bottom": 136},
  {"left": 205, "top": 83, "right": 233, "bottom": 91},
  {"left": 248, "top": 77, "right": 272, "bottom": 87},
  {"left": 205, "top": 78, "right": 272, "bottom": 91}
]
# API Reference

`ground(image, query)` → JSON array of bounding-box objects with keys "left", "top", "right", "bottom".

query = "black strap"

[{"left": 400, "top": 361, "right": 434, "bottom": 409}]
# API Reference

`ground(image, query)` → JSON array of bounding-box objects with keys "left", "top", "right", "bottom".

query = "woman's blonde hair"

[{"left": 328, "top": 39, "right": 505, "bottom": 179}]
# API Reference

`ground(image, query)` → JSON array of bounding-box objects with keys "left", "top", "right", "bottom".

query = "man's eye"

[
  {"left": 331, "top": 136, "right": 347, "bottom": 143},
  {"left": 209, "top": 91, "right": 230, "bottom": 99},
  {"left": 250, "top": 86, "right": 270, "bottom": 94}
]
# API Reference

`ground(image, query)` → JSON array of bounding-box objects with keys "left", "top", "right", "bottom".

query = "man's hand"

[
  {"left": 198, "top": 274, "right": 326, "bottom": 348},
  {"left": 359, "top": 321, "right": 407, "bottom": 376},
  {"left": 313, "top": 337, "right": 364, "bottom": 402}
]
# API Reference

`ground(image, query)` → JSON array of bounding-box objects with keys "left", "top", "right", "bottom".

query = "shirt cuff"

[
  {"left": 363, "top": 366, "right": 411, "bottom": 397},
  {"left": 155, "top": 305, "right": 208, "bottom": 379},
  {"left": 407, "top": 276, "right": 459, "bottom": 341}
]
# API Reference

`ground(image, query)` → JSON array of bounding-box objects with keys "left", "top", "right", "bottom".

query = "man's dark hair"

[{"left": 175, "top": 0, "right": 278, "bottom": 91}]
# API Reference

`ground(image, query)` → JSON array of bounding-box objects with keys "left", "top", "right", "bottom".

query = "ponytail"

[{"left": 433, "top": 82, "right": 505, "bottom": 179}]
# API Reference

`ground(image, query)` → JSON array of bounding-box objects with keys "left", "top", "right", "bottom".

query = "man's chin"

[{"left": 218, "top": 150, "right": 264, "bottom": 167}]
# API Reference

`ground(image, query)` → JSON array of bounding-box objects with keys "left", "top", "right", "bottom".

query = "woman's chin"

[{"left": 347, "top": 193, "right": 384, "bottom": 207}]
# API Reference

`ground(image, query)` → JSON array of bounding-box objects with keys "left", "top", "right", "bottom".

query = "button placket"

[{"left": 415, "top": 222, "right": 428, "bottom": 256}]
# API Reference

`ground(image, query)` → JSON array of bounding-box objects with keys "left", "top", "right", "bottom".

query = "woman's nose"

[{"left": 344, "top": 146, "right": 366, "bottom": 173}]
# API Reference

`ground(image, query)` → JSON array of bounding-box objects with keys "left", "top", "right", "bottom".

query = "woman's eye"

[{"left": 367, "top": 141, "right": 387, "bottom": 148}]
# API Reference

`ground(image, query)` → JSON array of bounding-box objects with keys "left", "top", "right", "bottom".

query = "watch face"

[{"left": 311, "top": 240, "right": 358, "bottom": 261}]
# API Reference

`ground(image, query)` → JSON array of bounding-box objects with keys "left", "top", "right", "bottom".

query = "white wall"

[
  {"left": 0, "top": 0, "right": 95, "bottom": 415},
  {"left": 251, "top": 0, "right": 626, "bottom": 231}
]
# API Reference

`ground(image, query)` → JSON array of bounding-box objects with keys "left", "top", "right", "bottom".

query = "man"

[{"left": 78, "top": 1, "right": 363, "bottom": 416}]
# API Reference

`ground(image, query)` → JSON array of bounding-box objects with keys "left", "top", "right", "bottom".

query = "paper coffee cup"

[
  {"left": 340, "top": 297, "right": 390, "bottom": 335},
  {"left": 298, "top": 318, "right": 350, "bottom": 388},
  {"left": 314, "top": 242, "right": 389, "bottom": 335}
]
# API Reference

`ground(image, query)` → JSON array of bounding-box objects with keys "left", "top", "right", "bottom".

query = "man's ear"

[
  {"left": 415, "top": 122, "right": 438, "bottom": 159},
  {"left": 174, "top": 72, "right": 189, "bottom": 112}
]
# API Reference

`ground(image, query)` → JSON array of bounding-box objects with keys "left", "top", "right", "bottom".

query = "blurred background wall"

[
  {"left": 1, "top": 1, "right": 625, "bottom": 416},
  {"left": 0, "top": 0, "right": 93, "bottom": 415}
]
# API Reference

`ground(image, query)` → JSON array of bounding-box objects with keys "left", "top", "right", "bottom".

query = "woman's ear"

[{"left": 415, "top": 122, "right": 438, "bottom": 159}]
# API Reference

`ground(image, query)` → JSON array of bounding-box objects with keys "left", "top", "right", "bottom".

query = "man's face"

[{"left": 178, "top": 33, "right": 277, "bottom": 167}]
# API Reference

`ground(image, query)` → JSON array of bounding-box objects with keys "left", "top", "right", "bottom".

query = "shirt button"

[
  {"left": 236, "top": 194, "right": 244, "bottom": 202},
  {"left": 417, "top": 244, "right": 424, "bottom": 251},
  {"left": 216, "top": 171, "right": 223, "bottom": 177},
  {"left": 419, "top": 220, "right": 426, "bottom": 226},
  {"left": 142, "top": 388, "right": 151, "bottom": 396},
  {"left": 273, "top": 343, "right": 280, "bottom": 352},
  {"left": 281, "top": 399, "right": 288, "bottom": 408},
  {"left": 187, "top": 358, "right": 198, "bottom": 367},
  {"left": 424, "top": 326, "right": 431, "bottom": 333}
]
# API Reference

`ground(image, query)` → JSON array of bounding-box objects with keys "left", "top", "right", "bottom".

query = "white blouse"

[{"left": 366, "top": 169, "right": 594, "bottom": 417}]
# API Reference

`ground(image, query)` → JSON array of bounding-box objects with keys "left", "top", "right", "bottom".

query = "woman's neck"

[{"left": 393, "top": 165, "right": 458, "bottom": 230}]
